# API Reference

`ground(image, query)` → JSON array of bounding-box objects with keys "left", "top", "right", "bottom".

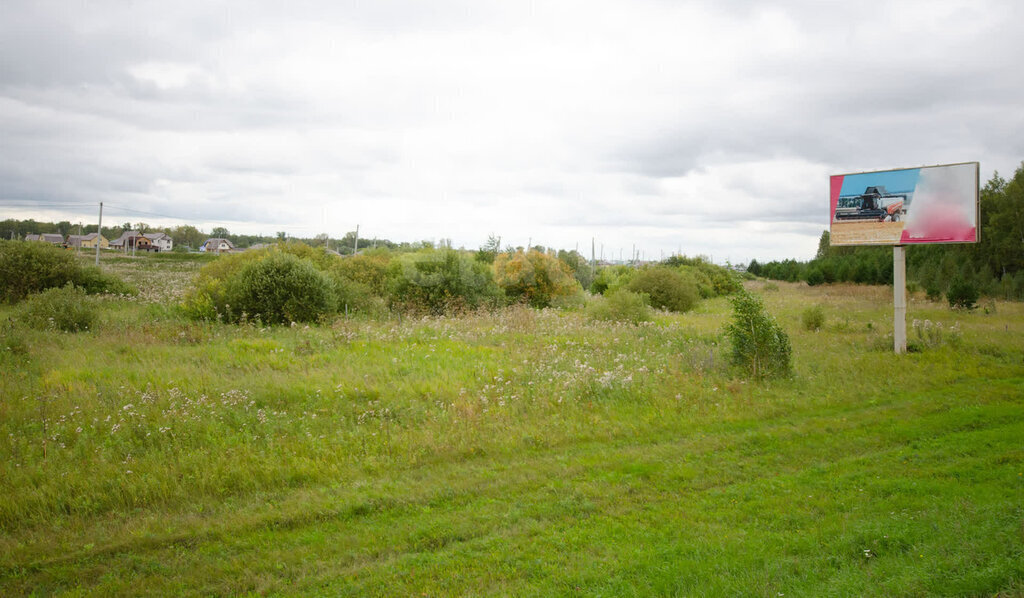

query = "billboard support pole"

[{"left": 893, "top": 245, "right": 907, "bottom": 354}]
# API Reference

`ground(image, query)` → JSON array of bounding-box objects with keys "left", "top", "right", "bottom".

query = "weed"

[
  {"left": 801, "top": 304, "right": 825, "bottom": 331},
  {"left": 586, "top": 289, "right": 652, "bottom": 324},
  {"left": 20, "top": 284, "right": 97, "bottom": 332}
]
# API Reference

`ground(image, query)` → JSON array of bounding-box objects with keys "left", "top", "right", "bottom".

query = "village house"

[
  {"left": 200, "top": 238, "right": 235, "bottom": 253},
  {"left": 110, "top": 231, "right": 144, "bottom": 251},
  {"left": 80, "top": 233, "right": 109, "bottom": 250},
  {"left": 25, "top": 233, "right": 65, "bottom": 245},
  {"left": 143, "top": 232, "right": 173, "bottom": 252}
]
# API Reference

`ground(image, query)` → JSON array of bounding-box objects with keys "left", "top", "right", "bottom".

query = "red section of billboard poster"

[{"left": 829, "top": 175, "right": 844, "bottom": 221}]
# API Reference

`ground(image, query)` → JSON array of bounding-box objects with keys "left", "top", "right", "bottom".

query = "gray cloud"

[{"left": 1, "top": 0, "right": 1022, "bottom": 264}]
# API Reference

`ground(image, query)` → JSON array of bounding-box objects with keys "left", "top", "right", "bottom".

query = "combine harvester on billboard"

[
  {"left": 829, "top": 161, "right": 979, "bottom": 353},
  {"left": 833, "top": 185, "right": 907, "bottom": 223}
]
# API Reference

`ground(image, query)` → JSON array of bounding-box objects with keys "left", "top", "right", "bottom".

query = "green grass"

[{"left": 1, "top": 267, "right": 1022, "bottom": 596}]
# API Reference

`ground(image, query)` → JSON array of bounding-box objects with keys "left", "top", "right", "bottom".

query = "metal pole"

[
  {"left": 353, "top": 224, "right": 359, "bottom": 254},
  {"left": 893, "top": 245, "right": 907, "bottom": 354},
  {"left": 95, "top": 202, "right": 103, "bottom": 266}
]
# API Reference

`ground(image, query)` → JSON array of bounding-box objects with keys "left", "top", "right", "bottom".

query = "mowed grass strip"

[{"left": 1, "top": 277, "right": 1022, "bottom": 595}]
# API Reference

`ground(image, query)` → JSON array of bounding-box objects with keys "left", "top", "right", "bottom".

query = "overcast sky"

[{"left": 2, "top": 0, "right": 1022, "bottom": 262}]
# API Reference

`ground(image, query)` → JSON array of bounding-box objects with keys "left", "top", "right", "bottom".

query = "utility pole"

[
  {"left": 95, "top": 202, "right": 103, "bottom": 266},
  {"left": 353, "top": 224, "right": 359, "bottom": 254}
]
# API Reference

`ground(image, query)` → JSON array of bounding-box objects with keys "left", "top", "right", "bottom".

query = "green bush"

[
  {"left": 590, "top": 265, "right": 634, "bottom": 295},
  {"left": 388, "top": 249, "right": 503, "bottom": 314},
  {"left": 329, "top": 253, "right": 392, "bottom": 296},
  {"left": 724, "top": 291, "right": 792, "bottom": 379},
  {"left": 586, "top": 289, "right": 652, "bottom": 324},
  {"left": 0, "top": 240, "right": 131, "bottom": 302},
  {"left": 493, "top": 250, "right": 580, "bottom": 308},
  {"left": 663, "top": 256, "right": 742, "bottom": 297},
  {"left": 801, "top": 304, "right": 825, "bottom": 331},
  {"left": 181, "top": 245, "right": 361, "bottom": 323},
  {"left": 72, "top": 265, "right": 135, "bottom": 296},
  {"left": 224, "top": 253, "right": 336, "bottom": 324},
  {"left": 626, "top": 267, "right": 699, "bottom": 312},
  {"left": 20, "top": 284, "right": 97, "bottom": 332},
  {"left": 804, "top": 268, "right": 825, "bottom": 286},
  {"left": 946, "top": 279, "right": 979, "bottom": 310}
]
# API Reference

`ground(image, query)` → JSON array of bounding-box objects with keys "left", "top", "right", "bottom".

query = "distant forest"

[{"left": 750, "top": 163, "right": 1024, "bottom": 300}]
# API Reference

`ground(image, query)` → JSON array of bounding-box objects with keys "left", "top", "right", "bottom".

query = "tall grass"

[{"left": 1, "top": 268, "right": 1022, "bottom": 596}]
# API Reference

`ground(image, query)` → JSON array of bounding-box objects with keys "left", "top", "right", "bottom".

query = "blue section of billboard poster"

[{"left": 839, "top": 168, "right": 920, "bottom": 197}]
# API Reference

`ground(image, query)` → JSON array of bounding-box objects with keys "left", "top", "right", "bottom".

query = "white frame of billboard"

[{"left": 829, "top": 161, "right": 980, "bottom": 247}]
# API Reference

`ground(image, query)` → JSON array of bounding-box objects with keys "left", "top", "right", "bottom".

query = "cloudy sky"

[{"left": 2, "top": 0, "right": 1022, "bottom": 262}]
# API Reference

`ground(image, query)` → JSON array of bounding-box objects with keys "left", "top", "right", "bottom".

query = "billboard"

[{"left": 830, "top": 162, "right": 979, "bottom": 246}]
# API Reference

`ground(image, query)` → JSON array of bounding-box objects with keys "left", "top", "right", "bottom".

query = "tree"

[
  {"left": 724, "top": 291, "right": 792, "bottom": 379},
  {"left": 493, "top": 250, "right": 582, "bottom": 308},
  {"left": 211, "top": 226, "right": 230, "bottom": 238},
  {"left": 476, "top": 235, "right": 502, "bottom": 264},
  {"left": 815, "top": 231, "right": 831, "bottom": 260},
  {"left": 171, "top": 225, "right": 205, "bottom": 249}
]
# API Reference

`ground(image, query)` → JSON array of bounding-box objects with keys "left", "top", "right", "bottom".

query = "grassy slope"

[{"left": 1, "top": 263, "right": 1022, "bottom": 596}]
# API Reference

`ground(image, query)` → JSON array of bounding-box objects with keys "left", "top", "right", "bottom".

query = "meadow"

[{"left": 1, "top": 254, "right": 1022, "bottom": 596}]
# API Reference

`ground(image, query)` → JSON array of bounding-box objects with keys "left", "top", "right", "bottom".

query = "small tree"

[
  {"left": 946, "top": 278, "right": 979, "bottom": 310},
  {"left": 724, "top": 291, "right": 792, "bottom": 379}
]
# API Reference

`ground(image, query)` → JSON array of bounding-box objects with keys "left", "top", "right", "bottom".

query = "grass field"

[{"left": 1, "top": 255, "right": 1022, "bottom": 596}]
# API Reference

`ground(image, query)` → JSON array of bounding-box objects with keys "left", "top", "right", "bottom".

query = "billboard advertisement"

[{"left": 830, "top": 162, "right": 979, "bottom": 246}]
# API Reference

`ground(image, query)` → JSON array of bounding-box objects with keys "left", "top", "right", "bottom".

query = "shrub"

[
  {"left": 20, "top": 284, "right": 97, "bottom": 332},
  {"left": 181, "top": 247, "right": 351, "bottom": 323},
  {"left": 72, "top": 265, "right": 135, "bottom": 296},
  {"left": 0, "top": 240, "right": 132, "bottom": 302},
  {"left": 329, "top": 253, "right": 391, "bottom": 296},
  {"left": 801, "top": 304, "right": 825, "bottom": 331},
  {"left": 664, "top": 256, "right": 742, "bottom": 297},
  {"left": 724, "top": 291, "right": 792, "bottom": 379},
  {"left": 493, "top": 250, "right": 581, "bottom": 308},
  {"left": 586, "top": 289, "right": 651, "bottom": 324},
  {"left": 590, "top": 265, "right": 634, "bottom": 295},
  {"left": 925, "top": 285, "right": 943, "bottom": 302},
  {"left": 626, "top": 267, "right": 699, "bottom": 312},
  {"left": 804, "top": 268, "right": 825, "bottom": 286},
  {"left": 223, "top": 253, "right": 336, "bottom": 324},
  {"left": 946, "top": 279, "right": 979, "bottom": 310},
  {"left": 388, "top": 249, "right": 503, "bottom": 314}
]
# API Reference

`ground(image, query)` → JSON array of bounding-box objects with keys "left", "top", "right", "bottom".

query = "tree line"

[{"left": 749, "top": 162, "right": 1024, "bottom": 300}]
